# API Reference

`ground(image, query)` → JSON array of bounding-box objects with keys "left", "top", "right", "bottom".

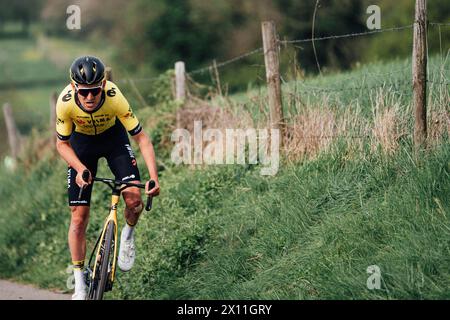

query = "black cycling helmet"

[{"left": 70, "top": 56, "right": 105, "bottom": 85}]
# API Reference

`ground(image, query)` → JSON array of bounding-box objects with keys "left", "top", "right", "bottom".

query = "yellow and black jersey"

[{"left": 55, "top": 81, "right": 142, "bottom": 140}]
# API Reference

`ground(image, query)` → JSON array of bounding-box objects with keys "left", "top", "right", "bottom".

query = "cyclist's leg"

[
  {"left": 66, "top": 154, "right": 98, "bottom": 298},
  {"left": 67, "top": 132, "right": 99, "bottom": 263},
  {"left": 122, "top": 185, "right": 143, "bottom": 226},
  {"left": 106, "top": 141, "right": 143, "bottom": 226},
  {"left": 67, "top": 138, "right": 98, "bottom": 255},
  {"left": 67, "top": 159, "right": 98, "bottom": 263},
  {"left": 106, "top": 140, "right": 142, "bottom": 271},
  {"left": 66, "top": 133, "right": 101, "bottom": 298}
]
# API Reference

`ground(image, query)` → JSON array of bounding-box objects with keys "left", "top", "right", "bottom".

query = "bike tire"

[{"left": 94, "top": 220, "right": 115, "bottom": 300}]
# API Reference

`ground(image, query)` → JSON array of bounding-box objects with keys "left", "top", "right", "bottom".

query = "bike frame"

[{"left": 83, "top": 176, "right": 154, "bottom": 297}]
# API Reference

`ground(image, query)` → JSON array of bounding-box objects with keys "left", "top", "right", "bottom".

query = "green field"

[{"left": 0, "top": 50, "right": 449, "bottom": 299}]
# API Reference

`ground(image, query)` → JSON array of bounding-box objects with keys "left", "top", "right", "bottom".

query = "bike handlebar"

[{"left": 78, "top": 169, "right": 156, "bottom": 211}]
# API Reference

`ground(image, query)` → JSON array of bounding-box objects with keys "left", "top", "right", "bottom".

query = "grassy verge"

[
  {"left": 110, "top": 140, "right": 450, "bottom": 300},
  {"left": 0, "top": 136, "right": 448, "bottom": 299}
]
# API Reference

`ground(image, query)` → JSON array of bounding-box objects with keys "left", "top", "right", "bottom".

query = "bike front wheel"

[{"left": 90, "top": 220, "right": 115, "bottom": 300}]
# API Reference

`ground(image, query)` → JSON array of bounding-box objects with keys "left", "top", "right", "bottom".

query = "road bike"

[{"left": 79, "top": 170, "right": 155, "bottom": 300}]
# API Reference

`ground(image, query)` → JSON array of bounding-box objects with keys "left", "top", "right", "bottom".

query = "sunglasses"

[{"left": 76, "top": 85, "right": 103, "bottom": 97}]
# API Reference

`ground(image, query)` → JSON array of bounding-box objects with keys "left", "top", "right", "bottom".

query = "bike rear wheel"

[{"left": 89, "top": 220, "right": 115, "bottom": 300}]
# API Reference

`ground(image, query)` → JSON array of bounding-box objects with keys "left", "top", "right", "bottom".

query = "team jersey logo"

[
  {"left": 107, "top": 87, "right": 116, "bottom": 97},
  {"left": 124, "top": 107, "right": 135, "bottom": 119},
  {"left": 62, "top": 90, "right": 72, "bottom": 102}
]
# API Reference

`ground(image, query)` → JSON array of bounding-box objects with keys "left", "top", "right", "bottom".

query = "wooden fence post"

[
  {"left": 2, "top": 103, "right": 21, "bottom": 160},
  {"left": 175, "top": 61, "right": 186, "bottom": 102},
  {"left": 175, "top": 61, "right": 186, "bottom": 129},
  {"left": 262, "top": 21, "right": 284, "bottom": 137},
  {"left": 105, "top": 67, "right": 113, "bottom": 81},
  {"left": 212, "top": 59, "right": 223, "bottom": 96},
  {"left": 412, "top": 0, "right": 427, "bottom": 149}
]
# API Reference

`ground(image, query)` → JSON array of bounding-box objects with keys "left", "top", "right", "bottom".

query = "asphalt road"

[{"left": 0, "top": 279, "right": 71, "bottom": 300}]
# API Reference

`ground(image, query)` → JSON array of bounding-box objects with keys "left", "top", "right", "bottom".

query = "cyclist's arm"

[
  {"left": 56, "top": 138, "right": 92, "bottom": 188},
  {"left": 131, "top": 130, "right": 159, "bottom": 193},
  {"left": 112, "top": 84, "right": 159, "bottom": 193},
  {"left": 56, "top": 140, "right": 87, "bottom": 174},
  {"left": 55, "top": 97, "right": 90, "bottom": 186}
]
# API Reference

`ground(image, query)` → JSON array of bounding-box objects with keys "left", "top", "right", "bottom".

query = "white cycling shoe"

[
  {"left": 71, "top": 288, "right": 87, "bottom": 300},
  {"left": 118, "top": 229, "right": 136, "bottom": 272},
  {"left": 72, "top": 269, "right": 87, "bottom": 300}
]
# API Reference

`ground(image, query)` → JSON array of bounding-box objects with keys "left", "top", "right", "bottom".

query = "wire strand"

[
  {"left": 188, "top": 47, "right": 264, "bottom": 76},
  {"left": 430, "top": 22, "right": 450, "bottom": 27},
  {"left": 288, "top": 79, "right": 413, "bottom": 95},
  {"left": 280, "top": 25, "right": 414, "bottom": 45}
]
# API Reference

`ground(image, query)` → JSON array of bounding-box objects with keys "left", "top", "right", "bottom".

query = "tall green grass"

[
  {"left": 0, "top": 137, "right": 448, "bottom": 299},
  {"left": 109, "top": 140, "right": 450, "bottom": 300}
]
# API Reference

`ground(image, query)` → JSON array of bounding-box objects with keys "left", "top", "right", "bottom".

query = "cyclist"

[{"left": 55, "top": 56, "right": 160, "bottom": 300}]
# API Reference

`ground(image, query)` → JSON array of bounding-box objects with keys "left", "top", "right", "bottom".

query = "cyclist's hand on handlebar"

[
  {"left": 144, "top": 179, "right": 158, "bottom": 211},
  {"left": 145, "top": 179, "right": 160, "bottom": 197},
  {"left": 76, "top": 168, "right": 92, "bottom": 189}
]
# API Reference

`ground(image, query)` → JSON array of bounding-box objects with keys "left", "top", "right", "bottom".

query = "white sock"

[
  {"left": 74, "top": 268, "right": 86, "bottom": 292},
  {"left": 122, "top": 223, "right": 135, "bottom": 240}
]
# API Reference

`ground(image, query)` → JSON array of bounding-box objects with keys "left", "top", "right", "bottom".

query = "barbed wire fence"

[
  {"left": 106, "top": 18, "right": 449, "bottom": 148},
  {"left": 174, "top": 20, "right": 445, "bottom": 134},
  {"left": 116, "top": 21, "right": 448, "bottom": 95},
  {"left": 111, "top": 21, "right": 450, "bottom": 87}
]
